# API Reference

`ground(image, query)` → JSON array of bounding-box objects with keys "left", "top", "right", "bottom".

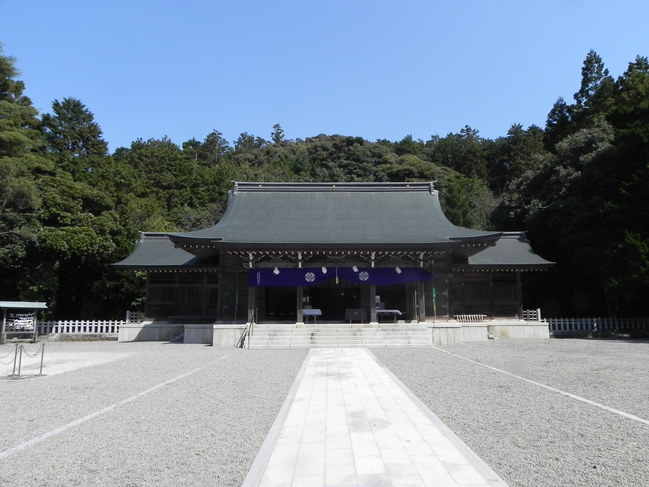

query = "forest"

[{"left": 1, "top": 47, "right": 648, "bottom": 319}]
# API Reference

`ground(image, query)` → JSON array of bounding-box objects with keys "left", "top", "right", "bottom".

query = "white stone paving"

[{"left": 244, "top": 348, "right": 508, "bottom": 487}]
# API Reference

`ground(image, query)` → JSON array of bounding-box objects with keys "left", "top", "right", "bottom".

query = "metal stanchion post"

[
  {"left": 11, "top": 342, "right": 20, "bottom": 376},
  {"left": 38, "top": 343, "right": 45, "bottom": 376},
  {"left": 16, "top": 344, "right": 23, "bottom": 378}
]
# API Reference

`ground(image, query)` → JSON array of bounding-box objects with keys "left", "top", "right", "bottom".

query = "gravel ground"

[
  {"left": 373, "top": 339, "right": 649, "bottom": 487},
  {"left": 0, "top": 342, "right": 307, "bottom": 487},
  {"left": 2, "top": 339, "right": 648, "bottom": 487}
]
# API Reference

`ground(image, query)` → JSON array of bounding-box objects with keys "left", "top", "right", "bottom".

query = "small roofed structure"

[
  {"left": 0, "top": 301, "right": 48, "bottom": 344},
  {"left": 114, "top": 182, "right": 553, "bottom": 327},
  {"left": 451, "top": 232, "right": 554, "bottom": 318}
]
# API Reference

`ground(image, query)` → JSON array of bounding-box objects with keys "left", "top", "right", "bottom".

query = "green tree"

[
  {"left": 439, "top": 176, "right": 496, "bottom": 229},
  {"left": 0, "top": 46, "right": 45, "bottom": 300},
  {"left": 41, "top": 98, "right": 108, "bottom": 157},
  {"left": 235, "top": 132, "right": 267, "bottom": 152},
  {"left": 504, "top": 52, "right": 649, "bottom": 315},
  {"left": 546, "top": 50, "right": 616, "bottom": 151},
  {"left": 490, "top": 124, "right": 547, "bottom": 193},
  {"left": 544, "top": 97, "right": 572, "bottom": 150},
  {"left": 271, "top": 123, "right": 285, "bottom": 144},
  {"left": 0, "top": 159, "right": 39, "bottom": 270},
  {"left": 0, "top": 46, "right": 41, "bottom": 157},
  {"left": 573, "top": 50, "right": 616, "bottom": 115},
  {"left": 195, "top": 130, "right": 231, "bottom": 166},
  {"left": 428, "top": 126, "right": 489, "bottom": 179},
  {"left": 393, "top": 135, "right": 424, "bottom": 156}
]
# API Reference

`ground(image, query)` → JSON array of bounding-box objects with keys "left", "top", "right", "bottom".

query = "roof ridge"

[{"left": 232, "top": 181, "right": 436, "bottom": 193}]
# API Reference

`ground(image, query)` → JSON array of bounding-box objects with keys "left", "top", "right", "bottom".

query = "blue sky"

[{"left": 2, "top": 0, "right": 648, "bottom": 152}]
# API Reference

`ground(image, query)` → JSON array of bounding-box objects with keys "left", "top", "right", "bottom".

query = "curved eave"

[
  {"left": 452, "top": 264, "right": 554, "bottom": 272},
  {"left": 169, "top": 234, "right": 502, "bottom": 250},
  {"left": 169, "top": 237, "right": 502, "bottom": 260},
  {"left": 448, "top": 233, "right": 501, "bottom": 242},
  {"left": 112, "top": 265, "right": 219, "bottom": 273}
]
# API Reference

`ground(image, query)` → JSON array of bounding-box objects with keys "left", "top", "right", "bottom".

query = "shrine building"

[{"left": 114, "top": 181, "right": 553, "bottom": 345}]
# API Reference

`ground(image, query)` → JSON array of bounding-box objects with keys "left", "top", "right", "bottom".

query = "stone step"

[
  {"left": 251, "top": 327, "right": 430, "bottom": 333},
  {"left": 247, "top": 339, "right": 432, "bottom": 347},
  {"left": 245, "top": 324, "right": 433, "bottom": 349},
  {"left": 248, "top": 336, "right": 431, "bottom": 343},
  {"left": 247, "top": 342, "right": 432, "bottom": 349},
  {"left": 249, "top": 331, "right": 430, "bottom": 338},
  {"left": 254, "top": 325, "right": 424, "bottom": 330},
  {"left": 251, "top": 336, "right": 426, "bottom": 340}
]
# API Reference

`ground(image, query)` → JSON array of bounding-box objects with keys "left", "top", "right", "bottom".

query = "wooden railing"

[
  {"left": 454, "top": 314, "right": 487, "bottom": 323},
  {"left": 125, "top": 310, "right": 145, "bottom": 323},
  {"left": 522, "top": 308, "right": 542, "bottom": 321}
]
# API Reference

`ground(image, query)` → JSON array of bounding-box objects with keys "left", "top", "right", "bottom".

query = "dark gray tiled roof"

[
  {"left": 464, "top": 232, "right": 554, "bottom": 269},
  {"left": 169, "top": 182, "right": 501, "bottom": 250},
  {"left": 112, "top": 233, "right": 217, "bottom": 270}
]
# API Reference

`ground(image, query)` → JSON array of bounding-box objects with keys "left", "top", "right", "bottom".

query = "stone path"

[{"left": 243, "top": 348, "right": 508, "bottom": 487}]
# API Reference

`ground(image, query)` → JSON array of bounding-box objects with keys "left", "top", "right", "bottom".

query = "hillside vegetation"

[{"left": 1, "top": 48, "right": 647, "bottom": 317}]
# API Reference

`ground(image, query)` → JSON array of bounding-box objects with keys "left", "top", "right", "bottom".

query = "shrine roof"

[
  {"left": 169, "top": 181, "right": 501, "bottom": 251},
  {"left": 458, "top": 232, "right": 554, "bottom": 271},
  {"left": 112, "top": 233, "right": 217, "bottom": 271}
]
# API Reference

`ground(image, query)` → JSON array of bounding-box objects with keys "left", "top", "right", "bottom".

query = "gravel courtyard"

[
  {"left": 1, "top": 339, "right": 648, "bottom": 486},
  {"left": 374, "top": 340, "right": 649, "bottom": 487}
]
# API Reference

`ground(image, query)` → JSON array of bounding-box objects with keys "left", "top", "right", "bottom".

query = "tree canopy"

[{"left": 1, "top": 46, "right": 647, "bottom": 317}]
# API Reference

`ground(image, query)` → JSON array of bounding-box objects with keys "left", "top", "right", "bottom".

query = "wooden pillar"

[
  {"left": 369, "top": 284, "right": 377, "bottom": 324},
  {"left": 460, "top": 274, "right": 465, "bottom": 315},
  {"left": 516, "top": 271, "right": 523, "bottom": 319},
  {"left": 417, "top": 281, "right": 426, "bottom": 323},
  {"left": 216, "top": 273, "right": 224, "bottom": 321},
  {"left": 247, "top": 285, "right": 255, "bottom": 323},
  {"left": 406, "top": 282, "right": 416, "bottom": 322},
  {"left": 216, "top": 251, "right": 225, "bottom": 322},
  {"left": 144, "top": 273, "right": 151, "bottom": 318},
  {"left": 173, "top": 273, "right": 180, "bottom": 316},
  {"left": 296, "top": 286, "right": 304, "bottom": 324},
  {"left": 489, "top": 273, "right": 495, "bottom": 319},
  {"left": 201, "top": 273, "right": 208, "bottom": 316}
]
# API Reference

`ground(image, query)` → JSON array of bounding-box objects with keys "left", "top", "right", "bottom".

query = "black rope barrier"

[{"left": 4, "top": 343, "right": 46, "bottom": 379}]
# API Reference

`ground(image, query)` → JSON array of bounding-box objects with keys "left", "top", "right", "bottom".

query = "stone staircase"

[{"left": 245, "top": 323, "right": 432, "bottom": 349}]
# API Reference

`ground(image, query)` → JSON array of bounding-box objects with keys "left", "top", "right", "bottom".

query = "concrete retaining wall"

[
  {"left": 488, "top": 322, "right": 550, "bottom": 339},
  {"left": 120, "top": 322, "right": 247, "bottom": 346},
  {"left": 426, "top": 321, "right": 549, "bottom": 346},
  {"left": 118, "top": 322, "right": 184, "bottom": 342},
  {"left": 428, "top": 322, "right": 489, "bottom": 346},
  {"left": 119, "top": 320, "right": 548, "bottom": 347},
  {"left": 183, "top": 324, "right": 214, "bottom": 344},
  {"left": 213, "top": 325, "right": 247, "bottom": 347}
]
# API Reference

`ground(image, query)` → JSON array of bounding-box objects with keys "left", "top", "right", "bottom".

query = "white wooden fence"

[
  {"left": 38, "top": 320, "right": 124, "bottom": 336},
  {"left": 33, "top": 313, "right": 649, "bottom": 337},
  {"left": 546, "top": 317, "right": 649, "bottom": 335}
]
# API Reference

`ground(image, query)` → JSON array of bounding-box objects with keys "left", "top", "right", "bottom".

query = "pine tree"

[{"left": 0, "top": 46, "right": 43, "bottom": 297}]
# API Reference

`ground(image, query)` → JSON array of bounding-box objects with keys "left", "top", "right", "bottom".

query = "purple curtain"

[{"left": 249, "top": 267, "right": 432, "bottom": 287}]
